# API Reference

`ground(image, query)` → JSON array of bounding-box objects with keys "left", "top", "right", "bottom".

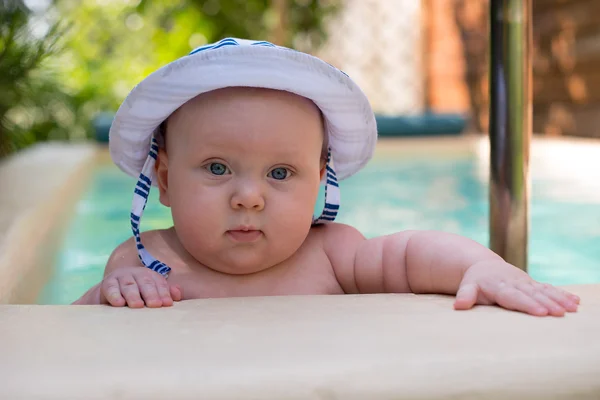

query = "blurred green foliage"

[
  {"left": 0, "top": 0, "right": 69, "bottom": 155},
  {"left": 0, "top": 0, "right": 339, "bottom": 157}
]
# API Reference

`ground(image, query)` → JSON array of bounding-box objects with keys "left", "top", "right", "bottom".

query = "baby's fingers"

[
  {"left": 494, "top": 284, "right": 549, "bottom": 316},
  {"left": 534, "top": 284, "right": 578, "bottom": 313},
  {"left": 118, "top": 275, "right": 145, "bottom": 308},
  {"left": 170, "top": 284, "right": 183, "bottom": 302},
  {"left": 151, "top": 273, "right": 174, "bottom": 307},
  {"left": 454, "top": 283, "right": 478, "bottom": 310},
  {"left": 101, "top": 277, "right": 126, "bottom": 307},
  {"left": 134, "top": 274, "right": 163, "bottom": 308},
  {"left": 515, "top": 282, "right": 567, "bottom": 316},
  {"left": 532, "top": 282, "right": 577, "bottom": 316}
]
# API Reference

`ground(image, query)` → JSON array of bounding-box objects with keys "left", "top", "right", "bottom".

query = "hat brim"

[{"left": 109, "top": 44, "right": 377, "bottom": 184}]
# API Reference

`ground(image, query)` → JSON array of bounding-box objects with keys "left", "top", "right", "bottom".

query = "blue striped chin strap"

[
  {"left": 130, "top": 135, "right": 340, "bottom": 277},
  {"left": 311, "top": 147, "right": 340, "bottom": 224}
]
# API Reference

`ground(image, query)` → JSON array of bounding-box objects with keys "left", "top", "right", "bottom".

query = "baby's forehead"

[
  {"left": 164, "top": 86, "right": 326, "bottom": 133},
  {"left": 176, "top": 86, "right": 321, "bottom": 115},
  {"left": 159, "top": 86, "right": 327, "bottom": 150}
]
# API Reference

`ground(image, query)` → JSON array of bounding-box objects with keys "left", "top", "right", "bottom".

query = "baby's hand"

[
  {"left": 454, "top": 260, "right": 580, "bottom": 316},
  {"left": 100, "top": 266, "right": 182, "bottom": 308}
]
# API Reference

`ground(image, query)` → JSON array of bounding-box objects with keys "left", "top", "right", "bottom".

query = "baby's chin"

[
  {"left": 203, "top": 256, "right": 281, "bottom": 275},
  {"left": 177, "top": 230, "right": 307, "bottom": 275},
  {"left": 210, "top": 265, "right": 271, "bottom": 275},
  {"left": 189, "top": 247, "right": 289, "bottom": 275}
]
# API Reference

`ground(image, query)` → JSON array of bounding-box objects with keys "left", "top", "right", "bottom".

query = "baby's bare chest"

[{"left": 165, "top": 250, "right": 344, "bottom": 300}]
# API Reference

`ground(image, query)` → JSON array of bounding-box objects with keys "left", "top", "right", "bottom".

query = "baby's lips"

[{"left": 229, "top": 224, "right": 260, "bottom": 231}]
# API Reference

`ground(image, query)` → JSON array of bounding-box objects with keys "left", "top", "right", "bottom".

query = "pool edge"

[{"left": 0, "top": 142, "right": 102, "bottom": 304}]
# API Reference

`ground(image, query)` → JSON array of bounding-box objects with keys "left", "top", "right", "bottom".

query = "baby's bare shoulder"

[
  {"left": 307, "top": 222, "right": 367, "bottom": 293},
  {"left": 309, "top": 222, "right": 366, "bottom": 249},
  {"left": 309, "top": 223, "right": 366, "bottom": 262},
  {"left": 105, "top": 229, "right": 172, "bottom": 276}
]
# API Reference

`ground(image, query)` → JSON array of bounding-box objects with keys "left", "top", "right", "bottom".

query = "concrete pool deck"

[
  {"left": 2, "top": 286, "right": 600, "bottom": 399},
  {"left": 1, "top": 136, "right": 600, "bottom": 399}
]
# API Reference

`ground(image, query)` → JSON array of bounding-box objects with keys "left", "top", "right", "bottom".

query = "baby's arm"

[
  {"left": 324, "top": 224, "right": 580, "bottom": 316},
  {"left": 72, "top": 237, "right": 181, "bottom": 308}
]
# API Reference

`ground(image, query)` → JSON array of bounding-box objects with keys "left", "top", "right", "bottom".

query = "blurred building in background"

[
  {"left": 316, "top": 0, "right": 426, "bottom": 116},
  {"left": 311, "top": 0, "right": 600, "bottom": 138}
]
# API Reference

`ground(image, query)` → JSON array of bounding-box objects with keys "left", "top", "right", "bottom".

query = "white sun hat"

[{"left": 108, "top": 37, "right": 378, "bottom": 277}]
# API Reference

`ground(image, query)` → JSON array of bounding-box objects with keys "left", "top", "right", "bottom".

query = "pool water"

[{"left": 38, "top": 152, "right": 600, "bottom": 304}]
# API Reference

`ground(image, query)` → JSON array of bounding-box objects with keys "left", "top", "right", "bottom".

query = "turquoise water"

[{"left": 39, "top": 153, "right": 600, "bottom": 304}]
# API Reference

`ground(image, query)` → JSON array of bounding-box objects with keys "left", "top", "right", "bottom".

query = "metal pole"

[{"left": 488, "top": 0, "right": 532, "bottom": 271}]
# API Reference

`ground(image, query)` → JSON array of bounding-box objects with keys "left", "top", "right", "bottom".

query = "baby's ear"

[{"left": 155, "top": 149, "right": 171, "bottom": 207}]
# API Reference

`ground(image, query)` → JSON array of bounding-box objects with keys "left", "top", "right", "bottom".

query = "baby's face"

[{"left": 156, "top": 87, "right": 325, "bottom": 274}]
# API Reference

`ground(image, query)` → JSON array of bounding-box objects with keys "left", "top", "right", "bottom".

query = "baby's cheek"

[
  {"left": 265, "top": 207, "right": 312, "bottom": 264},
  {"left": 173, "top": 212, "right": 223, "bottom": 260},
  {"left": 268, "top": 192, "right": 314, "bottom": 235},
  {"left": 170, "top": 188, "right": 223, "bottom": 235}
]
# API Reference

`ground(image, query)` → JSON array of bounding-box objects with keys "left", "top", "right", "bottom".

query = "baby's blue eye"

[
  {"left": 209, "top": 163, "right": 228, "bottom": 175},
  {"left": 269, "top": 167, "right": 289, "bottom": 180}
]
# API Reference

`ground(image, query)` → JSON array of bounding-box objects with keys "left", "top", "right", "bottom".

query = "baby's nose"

[{"left": 230, "top": 181, "right": 265, "bottom": 211}]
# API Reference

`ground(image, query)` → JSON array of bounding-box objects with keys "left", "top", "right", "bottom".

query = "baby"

[{"left": 73, "top": 38, "right": 579, "bottom": 317}]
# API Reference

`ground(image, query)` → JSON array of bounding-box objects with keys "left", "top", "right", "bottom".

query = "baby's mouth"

[{"left": 226, "top": 228, "right": 263, "bottom": 243}]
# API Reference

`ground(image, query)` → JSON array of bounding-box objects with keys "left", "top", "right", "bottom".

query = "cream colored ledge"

[{"left": 2, "top": 285, "right": 599, "bottom": 400}]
